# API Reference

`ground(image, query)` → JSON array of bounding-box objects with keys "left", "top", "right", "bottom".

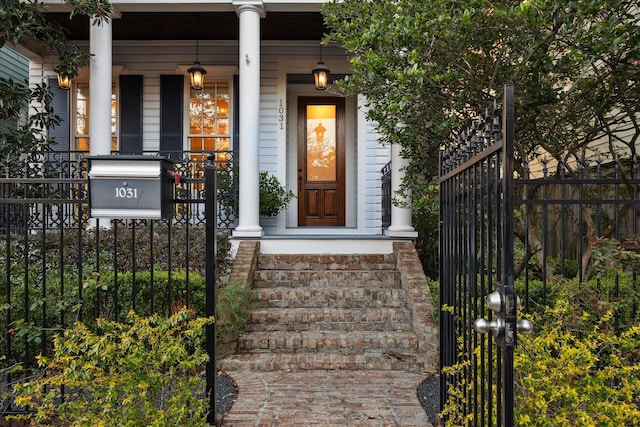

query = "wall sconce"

[
  {"left": 56, "top": 73, "right": 72, "bottom": 90},
  {"left": 188, "top": 14, "right": 207, "bottom": 90},
  {"left": 312, "top": 45, "right": 330, "bottom": 90},
  {"left": 53, "top": 64, "right": 73, "bottom": 90}
]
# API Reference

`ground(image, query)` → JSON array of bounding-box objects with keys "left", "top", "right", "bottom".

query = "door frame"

[{"left": 296, "top": 96, "right": 346, "bottom": 226}]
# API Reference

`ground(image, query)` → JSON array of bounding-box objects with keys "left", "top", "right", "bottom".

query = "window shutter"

[
  {"left": 160, "top": 75, "right": 184, "bottom": 159},
  {"left": 48, "top": 77, "right": 71, "bottom": 159},
  {"left": 119, "top": 75, "right": 143, "bottom": 154}
]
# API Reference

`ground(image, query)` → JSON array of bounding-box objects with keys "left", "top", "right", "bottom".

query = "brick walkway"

[{"left": 221, "top": 370, "right": 432, "bottom": 427}]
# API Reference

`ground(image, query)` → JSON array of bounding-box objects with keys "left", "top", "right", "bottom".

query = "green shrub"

[
  {"left": 440, "top": 235, "right": 640, "bottom": 425},
  {"left": 441, "top": 302, "right": 640, "bottom": 426},
  {"left": 87, "top": 269, "right": 207, "bottom": 320},
  {"left": 12, "top": 309, "right": 214, "bottom": 427},
  {"left": 1, "top": 226, "right": 233, "bottom": 368},
  {"left": 216, "top": 279, "right": 254, "bottom": 337},
  {"left": 516, "top": 275, "right": 639, "bottom": 331},
  {"left": 259, "top": 171, "right": 295, "bottom": 217},
  {"left": 547, "top": 256, "right": 580, "bottom": 279},
  {"left": 515, "top": 302, "right": 640, "bottom": 426}
]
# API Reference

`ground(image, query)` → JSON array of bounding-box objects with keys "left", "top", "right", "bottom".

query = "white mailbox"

[{"left": 87, "top": 156, "right": 176, "bottom": 219}]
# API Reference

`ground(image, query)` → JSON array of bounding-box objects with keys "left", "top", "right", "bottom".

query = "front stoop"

[{"left": 219, "top": 240, "right": 438, "bottom": 373}]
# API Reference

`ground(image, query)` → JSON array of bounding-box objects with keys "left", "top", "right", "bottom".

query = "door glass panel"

[{"left": 306, "top": 104, "right": 336, "bottom": 181}]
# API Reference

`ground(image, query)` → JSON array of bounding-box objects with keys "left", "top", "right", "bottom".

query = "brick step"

[
  {"left": 253, "top": 270, "right": 401, "bottom": 288},
  {"left": 253, "top": 287, "right": 407, "bottom": 309},
  {"left": 219, "top": 351, "right": 426, "bottom": 372},
  {"left": 238, "top": 330, "right": 419, "bottom": 353},
  {"left": 249, "top": 307, "right": 413, "bottom": 332},
  {"left": 257, "top": 254, "right": 397, "bottom": 271}
]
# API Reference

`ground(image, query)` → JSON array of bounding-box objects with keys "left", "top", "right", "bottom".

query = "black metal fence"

[
  {"left": 1, "top": 151, "right": 237, "bottom": 397},
  {"left": 439, "top": 86, "right": 639, "bottom": 425},
  {"left": 1, "top": 150, "right": 238, "bottom": 231},
  {"left": 516, "top": 155, "right": 639, "bottom": 311}
]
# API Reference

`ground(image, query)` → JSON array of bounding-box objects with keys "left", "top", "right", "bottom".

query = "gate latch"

[{"left": 473, "top": 282, "right": 533, "bottom": 342}]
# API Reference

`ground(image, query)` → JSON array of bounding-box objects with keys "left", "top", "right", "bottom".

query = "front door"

[{"left": 297, "top": 97, "right": 345, "bottom": 226}]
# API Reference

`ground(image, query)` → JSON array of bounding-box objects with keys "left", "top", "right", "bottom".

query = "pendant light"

[
  {"left": 188, "top": 14, "right": 207, "bottom": 90},
  {"left": 312, "top": 44, "right": 330, "bottom": 90}
]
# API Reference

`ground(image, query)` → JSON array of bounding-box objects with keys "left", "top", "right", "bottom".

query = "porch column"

[
  {"left": 233, "top": 1, "right": 265, "bottom": 237},
  {"left": 385, "top": 143, "right": 418, "bottom": 238},
  {"left": 89, "top": 17, "right": 112, "bottom": 156}
]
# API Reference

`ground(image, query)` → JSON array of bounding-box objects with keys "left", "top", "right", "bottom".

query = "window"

[
  {"left": 74, "top": 82, "right": 118, "bottom": 152},
  {"left": 188, "top": 81, "right": 231, "bottom": 158}
]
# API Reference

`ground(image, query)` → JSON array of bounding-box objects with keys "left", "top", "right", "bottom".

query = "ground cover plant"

[{"left": 11, "top": 309, "right": 214, "bottom": 427}]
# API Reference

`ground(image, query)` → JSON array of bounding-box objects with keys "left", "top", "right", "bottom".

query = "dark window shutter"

[
  {"left": 48, "top": 76, "right": 70, "bottom": 157},
  {"left": 160, "top": 75, "right": 184, "bottom": 159},
  {"left": 119, "top": 75, "right": 143, "bottom": 154}
]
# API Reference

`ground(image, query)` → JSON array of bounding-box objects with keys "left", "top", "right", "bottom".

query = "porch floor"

[{"left": 231, "top": 235, "right": 409, "bottom": 255}]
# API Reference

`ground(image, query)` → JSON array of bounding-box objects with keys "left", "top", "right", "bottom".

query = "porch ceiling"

[{"left": 46, "top": 12, "right": 327, "bottom": 41}]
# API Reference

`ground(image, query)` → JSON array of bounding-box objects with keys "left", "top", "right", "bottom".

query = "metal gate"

[{"left": 439, "top": 85, "right": 531, "bottom": 426}]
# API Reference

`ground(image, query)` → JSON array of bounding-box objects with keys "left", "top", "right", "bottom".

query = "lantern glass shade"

[
  {"left": 312, "top": 61, "right": 330, "bottom": 90},
  {"left": 188, "top": 62, "right": 207, "bottom": 90},
  {"left": 57, "top": 73, "right": 72, "bottom": 90}
]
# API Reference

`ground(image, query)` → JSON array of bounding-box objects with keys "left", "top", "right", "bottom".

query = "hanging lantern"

[
  {"left": 188, "top": 61, "right": 207, "bottom": 90},
  {"left": 188, "top": 13, "right": 207, "bottom": 90},
  {"left": 312, "top": 61, "right": 330, "bottom": 90}
]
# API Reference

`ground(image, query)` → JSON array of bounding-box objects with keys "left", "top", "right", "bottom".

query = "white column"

[
  {"left": 89, "top": 18, "right": 112, "bottom": 156},
  {"left": 385, "top": 143, "right": 418, "bottom": 238},
  {"left": 233, "top": 2, "right": 265, "bottom": 237}
]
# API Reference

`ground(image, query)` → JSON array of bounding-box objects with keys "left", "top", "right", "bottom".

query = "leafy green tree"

[
  {"left": 0, "top": 0, "right": 112, "bottom": 162},
  {"left": 323, "top": 0, "right": 639, "bottom": 275},
  {"left": 324, "top": 0, "right": 639, "bottom": 172}
]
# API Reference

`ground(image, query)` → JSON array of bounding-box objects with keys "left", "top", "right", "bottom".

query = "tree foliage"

[
  {"left": 323, "top": 0, "right": 639, "bottom": 276},
  {"left": 0, "top": 0, "right": 112, "bottom": 161},
  {"left": 323, "top": 0, "right": 640, "bottom": 177}
]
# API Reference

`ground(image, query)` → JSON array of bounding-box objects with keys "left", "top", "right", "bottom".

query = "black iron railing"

[
  {"left": 2, "top": 150, "right": 238, "bottom": 230},
  {"left": 381, "top": 161, "right": 391, "bottom": 229}
]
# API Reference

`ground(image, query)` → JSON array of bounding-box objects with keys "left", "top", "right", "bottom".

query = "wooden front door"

[{"left": 297, "top": 97, "right": 345, "bottom": 226}]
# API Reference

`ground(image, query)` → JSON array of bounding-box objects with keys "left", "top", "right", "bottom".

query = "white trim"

[
  {"left": 356, "top": 94, "right": 369, "bottom": 233},
  {"left": 256, "top": 238, "right": 395, "bottom": 254},
  {"left": 275, "top": 59, "right": 288, "bottom": 232}
]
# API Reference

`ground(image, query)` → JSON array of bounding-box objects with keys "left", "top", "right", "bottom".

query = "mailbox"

[{"left": 87, "top": 155, "right": 176, "bottom": 219}]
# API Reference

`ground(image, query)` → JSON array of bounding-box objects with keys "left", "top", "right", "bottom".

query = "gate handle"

[
  {"left": 473, "top": 289, "right": 533, "bottom": 337},
  {"left": 473, "top": 317, "right": 533, "bottom": 337}
]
